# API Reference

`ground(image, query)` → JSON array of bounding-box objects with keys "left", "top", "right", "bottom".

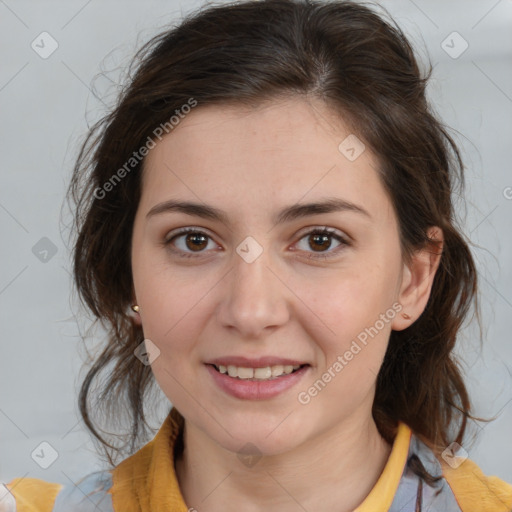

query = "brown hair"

[{"left": 66, "top": 0, "right": 483, "bottom": 474}]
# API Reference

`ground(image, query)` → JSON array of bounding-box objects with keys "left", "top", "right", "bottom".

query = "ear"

[{"left": 391, "top": 226, "right": 443, "bottom": 331}]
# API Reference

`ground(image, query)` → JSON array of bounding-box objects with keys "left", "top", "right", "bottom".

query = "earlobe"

[
  {"left": 130, "top": 305, "right": 142, "bottom": 326},
  {"left": 129, "top": 292, "right": 143, "bottom": 325},
  {"left": 391, "top": 226, "right": 443, "bottom": 331}
]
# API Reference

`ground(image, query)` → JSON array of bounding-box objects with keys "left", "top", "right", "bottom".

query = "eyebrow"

[{"left": 146, "top": 197, "right": 372, "bottom": 226}]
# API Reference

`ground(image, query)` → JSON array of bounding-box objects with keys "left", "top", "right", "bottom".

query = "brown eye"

[
  {"left": 295, "top": 228, "right": 350, "bottom": 260},
  {"left": 308, "top": 232, "right": 333, "bottom": 252},
  {"left": 183, "top": 232, "right": 208, "bottom": 251},
  {"left": 164, "top": 228, "right": 217, "bottom": 258}
]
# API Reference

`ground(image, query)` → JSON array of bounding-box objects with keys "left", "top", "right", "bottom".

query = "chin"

[{"left": 208, "top": 418, "right": 310, "bottom": 459}]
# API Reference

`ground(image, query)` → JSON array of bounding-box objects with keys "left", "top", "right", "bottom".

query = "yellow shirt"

[{"left": 4, "top": 407, "right": 512, "bottom": 511}]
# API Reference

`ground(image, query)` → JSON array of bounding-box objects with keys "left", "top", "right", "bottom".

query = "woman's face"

[{"left": 131, "top": 97, "right": 411, "bottom": 455}]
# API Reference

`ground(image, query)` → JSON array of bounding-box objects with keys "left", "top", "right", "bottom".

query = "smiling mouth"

[{"left": 208, "top": 363, "right": 309, "bottom": 381}]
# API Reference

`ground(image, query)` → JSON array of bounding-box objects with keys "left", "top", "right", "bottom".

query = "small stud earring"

[
  {"left": 131, "top": 305, "right": 140, "bottom": 313},
  {"left": 401, "top": 312, "right": 411, "bottom": 320}
]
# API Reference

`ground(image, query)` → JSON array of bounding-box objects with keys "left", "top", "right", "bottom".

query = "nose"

[{"left": 215, "top": 244, "right": 291, "bottom": 339}]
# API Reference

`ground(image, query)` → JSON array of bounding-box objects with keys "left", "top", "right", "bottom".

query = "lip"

[
  {"left": 205, "top": 356, "right": 309, "bottom": 368},
  {"left": 205, "top": 363, "right": 310, "bottom": 400}
]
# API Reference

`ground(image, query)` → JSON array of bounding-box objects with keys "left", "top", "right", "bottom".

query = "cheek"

[
  {"left": 132, "top": 269, "right": 210, "bottom": 390},
  {"left": 303, "top": 265, "right": 396, "bottom": 339},
  {"left": 133, "top": 246, "right": 214, "bottom": 337},
  {"left": 300, "top": 285, "right": 393, "bottom": 418},
  {"left": 296, "top": 262, "right": 398, "bottom": 401},
  {"left": 141, "top": 298, "right": 209, "bottom": 406},
  {"left": 140, "top": 287, "right": 205, "bottom": 348}
]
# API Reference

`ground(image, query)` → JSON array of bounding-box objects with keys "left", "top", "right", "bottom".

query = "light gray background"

[{"left": 1, "top": 0, "right": 511, "bottom": 491}]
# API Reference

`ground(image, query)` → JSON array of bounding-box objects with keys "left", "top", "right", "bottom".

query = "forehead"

[{"left": 139, "top": 97, "right": 392, "bottom": 223}]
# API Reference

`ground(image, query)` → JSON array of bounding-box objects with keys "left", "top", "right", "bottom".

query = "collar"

[
  {"left": 111, "top": 408, "right": 412, "bottom": 512},
  {"left": 355, "top": 421, "right": 412, "bottom": 511},
  {"left": 111, "top": 407, "right": 188, "bottom": 511}
]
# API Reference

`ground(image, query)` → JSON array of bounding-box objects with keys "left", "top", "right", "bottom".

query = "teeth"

[
  {"left": 216, "top": 364, "right": 302, "bottom": 380},
  {"left": 271, "top": 365, "right": 284, "bottom": 377},
  {"left": 254, "top": 367, "right": 272, "bottom": 379}
]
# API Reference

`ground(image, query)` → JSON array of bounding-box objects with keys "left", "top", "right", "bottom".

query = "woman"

[{"left": 3, "top": 0, "right": 511, "bottom": 510}]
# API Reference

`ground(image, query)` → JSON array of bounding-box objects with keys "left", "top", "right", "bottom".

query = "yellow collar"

[
  {"left": 111, "top": 407, "right": 188, "bottom": 511},
  {"left": 354, "top": 421, "right": 412, "bottom": 511},
  {"left": 111, "top": 408, "right": 411, "bottom": 511}
]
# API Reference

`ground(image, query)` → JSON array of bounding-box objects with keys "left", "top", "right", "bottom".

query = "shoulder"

[
  {"left": 1, "top": 409, "right": 183, "bottom": 512},
  {"left": 392, "top": 431, "right": 512, "bottom": 512},
  {"left": 3, "top": 470, "right": 114, "bottom": 512},
  {"left": 439, "top": 453, "right": 512, "bottom": 511}
]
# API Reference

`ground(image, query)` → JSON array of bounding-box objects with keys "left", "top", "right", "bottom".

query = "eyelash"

[{"left": 162, "top": 227, "right": 351, "bottom": 260}]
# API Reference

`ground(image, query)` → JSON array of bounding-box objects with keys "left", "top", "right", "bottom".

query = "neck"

[{"left": 174, "top": 412, "right": 392, "bottom": 512}]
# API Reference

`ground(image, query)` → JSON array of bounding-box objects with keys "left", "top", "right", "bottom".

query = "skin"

[{"left": 130, "top": 96, "right": 443, "bottom": 512}]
